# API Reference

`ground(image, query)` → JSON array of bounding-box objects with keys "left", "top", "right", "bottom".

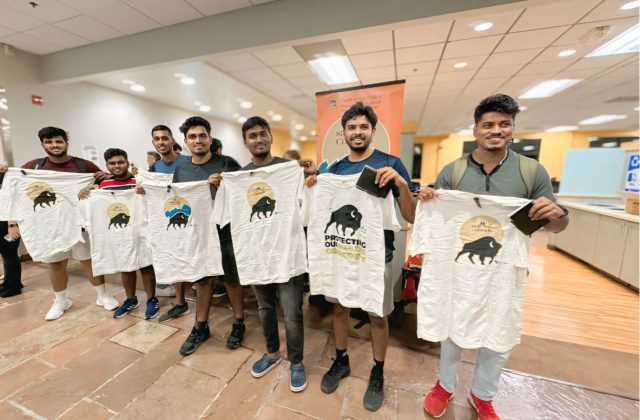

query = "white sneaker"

[
  {"left": 45, "top": 298, "right": 72, "bottom": 320},
  {"left": 96, "top": 294, "right": 120, "bottom": 311},
  {"left": 155, "top": 284, "right": 176, "bottom": 297}
]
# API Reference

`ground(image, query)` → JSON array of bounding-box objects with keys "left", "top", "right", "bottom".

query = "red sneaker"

[
  {"left": 423, "top": 381, "right": 454, "bottom": 418},
  {"left": 469, "top": 391, "right": 500, "bottom": 420}
]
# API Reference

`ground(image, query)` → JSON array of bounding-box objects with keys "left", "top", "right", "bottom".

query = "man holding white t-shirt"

[{"left": 305, "top": 102, "right": 416, "bottom": 411}]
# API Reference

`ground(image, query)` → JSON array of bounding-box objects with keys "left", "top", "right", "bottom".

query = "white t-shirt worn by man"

[
  {"left": 212, "top": 160, "right": 307, "bottom": 286},
  {"left": 409, "top": 189, "right": 531, "bottom": 353},
  {"left": 301, "top": 173, "right": 400, "bottom": 317},
  {"left": 0, "top": 168, "right": 93, "bottom": 262},
  {"left": 83, "top": 189, "right": 152, "bottom": 276},
  {"left": 142, "top": 180, "right": 223, "bottom": 283}
]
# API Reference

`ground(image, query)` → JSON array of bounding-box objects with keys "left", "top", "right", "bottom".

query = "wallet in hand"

[
  {"left": 509, "top": 201, "right": 549, "bottom": 235},
  {"left": 356, "top": 166, "right": 392, "bottom": 198}
]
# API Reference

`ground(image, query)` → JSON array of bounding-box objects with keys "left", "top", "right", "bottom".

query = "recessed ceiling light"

[
  {"left": 239, "top": 100, "right": 253, "bottom": 109},
  {"left": 310, "top": 130, "right": 317, "bottom": 136},
  {"left": 130, "top": 84, "right": 145, "bottom": 92},
  {"left": 587, "top": 23, "right": 640, "bottom": 56},
  {"left": 453, "top": 62, "right": 468, "bottom": 68},
  {"left": 295, "top": 123, "right": 304, "bottom": 130},
  {"left": 519, "top": 79, "right": 582, "bottom": 99},
  {"left": 199, "top": 105, "right": 211, "bottom": 112},
  {"left": 474, "top": 22, "right": 493, "bottom": 32},
  {"left": 457, "top": 128, "right": 473, "bottom": 135},
  {"left": 579, "top": 114, "right": 627, "bottom": 125},
  {"left": 308, "top": 55, "right": 359, "bottom": 85},
  {"left": 122, "top": 79, "right": 135, "bottom": 85},
  {"left": 557, "top": 49, "right": 576, "bottom": 57},
  {"left": 519, "top": 106, "right": 528, "bottom": 111},
  {"left": 272, "top": 114, "right": 283, "bottom": 122},
  {"left": 300, "top": 136, "right": 308, "bottom": 141},
  {"left": 546, "top": 126, "right": 578, "bottom": 132},
  {"left": 237, "top": 117, "right": 247, "bottom": 123},
  {"left": 194, "top": 101, "right": 202, "bottom": 106},
  {"left": 620, "top": 1, "right": 639, "bottom": 10},
  {"left": 266, "top": 110, "right": 274, "bottom": 116},
  {"left": 173, "top": 72, "right": 185, "bottom": 78},
  {"left": 180, "top": 77, "right": 195, "bottom": 85}
]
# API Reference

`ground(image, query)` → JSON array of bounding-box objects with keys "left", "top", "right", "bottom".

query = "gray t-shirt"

[
  {"left": 173, "top": 153, "right": 241, "bottom": 200},
  {"left": 241, "top": 156, "right": 289, "bottom": 171},
  {"left": 435, "top": 150, "right": 556, "bottom": 201}
]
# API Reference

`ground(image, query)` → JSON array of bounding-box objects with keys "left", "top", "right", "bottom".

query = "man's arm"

[{"left": 376, "top": 167, "right": 416, "bottom": 223}]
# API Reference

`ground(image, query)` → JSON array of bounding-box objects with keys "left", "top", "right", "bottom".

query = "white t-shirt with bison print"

[
  {"left": 301, "top": 173, "right": 400, "bottom": 317},
  {"left": 409, "top": 189, "right": 531, "bottom": 353},
  {"left": 141, "top": 180, "right": 223, "bottom": 283},
  {"left": 0, "top": 168, "right": 93, "bottom": 262},
  {"left": 211, "top": 160, "right": 307, "bottom": 286},
  {"left": 83, "top": 189, "right": 152, "bottom": 276}
]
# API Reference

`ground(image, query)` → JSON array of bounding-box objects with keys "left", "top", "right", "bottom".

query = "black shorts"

[{"left": 218, "top": 225, "right": 240, "bottom": 285}]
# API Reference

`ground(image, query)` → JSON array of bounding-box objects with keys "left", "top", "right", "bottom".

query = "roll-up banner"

[{"left": 315, "top": 80, "right": 405, "bottom": 171}]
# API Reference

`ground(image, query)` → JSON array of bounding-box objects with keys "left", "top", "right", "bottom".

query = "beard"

[
  {"left": 252, "top": 150, "right": 269, "bottom": 159},
  {"left": 46, "top": 149, "right": 66, "bottom": 157}
]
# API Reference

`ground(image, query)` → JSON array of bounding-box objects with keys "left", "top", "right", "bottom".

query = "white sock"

[
  {"left": 93, "top": 283, "right": 107, "bottom": 298},
  {"left": 54, "top": 290, "right": 67, "bottom": 302}
]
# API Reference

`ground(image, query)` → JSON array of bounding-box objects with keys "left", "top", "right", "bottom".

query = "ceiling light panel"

[
  {"left": 546, "top": 125, "right": 578, "bottom": 132},
  {"left": 579, "top": 114, "right": 627, "bottom": 124},
  {"left": 519, "top": 79, "right": 582, "bottom": 98},
  {"left": 587, "top": 22, "right": 640, "bottom": 56}
]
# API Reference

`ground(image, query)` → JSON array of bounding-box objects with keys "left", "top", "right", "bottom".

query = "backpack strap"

[
  {"left": 518, "top": 154, "right": 538, "bottom": 199},
  {"left": 451, "top": 154, "right": 469, "bottom": 190},
  {"left": 75, "top": 157, "right": 88, "bottom": 173},
  {"left": 34, "top": 157, "right": 46, "bottom": 169}
]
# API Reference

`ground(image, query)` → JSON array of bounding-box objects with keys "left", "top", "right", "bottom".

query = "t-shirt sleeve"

[
  {"left": 83, "top": 159, "right": 101, "bottom": 173},
  {"left": 434, "top": 163, "right": 453, "bottom": 190},
  {"left": 21, "top": 160, "right": 36, "bottom": 169},
  {"left": 300, "top": 185, "right": 314, "bottom": 226},
  {"left": 530, "top": 164, "right": 556, "bottom": 202},
  {"left": 382, "top": 195, "right": 401, "bottom": 231},
  {"left": 391, "top": 158, "right": 412, "bottom": 198},
  {"left": 211, "top": 179, "right": 230, "bottom": 227}
]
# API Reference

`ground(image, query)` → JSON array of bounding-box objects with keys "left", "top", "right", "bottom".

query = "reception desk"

[{"left": 547, "top": 199, "right": 639, "bottom": 290}]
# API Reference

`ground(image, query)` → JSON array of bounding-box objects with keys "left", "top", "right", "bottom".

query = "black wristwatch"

[{"left": 558, "top": 205, "right": 569, "bottom": 218}]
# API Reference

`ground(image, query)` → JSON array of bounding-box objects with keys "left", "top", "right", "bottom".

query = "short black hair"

[
  {"left": 341, "top": 102, "right": 378, "bottom": 129},
  {"left": 210, "top": 138, "right": 223, "bottom": 154},
  {"left": 242, "top": 116, "right": 271, "bottom": 139},
  {"left": 147, "top": 151, "right": 161, "bottom": 162},
  {"left": 151, "top": 124, "right": 173, "bottom": 136},
  {"left": 474, "top": 94, "right": 520, "bottom": 123},
  {"left": 38, "top": 126, "right": 68, "bottom": 143},
  {"left": 104, "top": 148, "right": 128, "bottom": 161},
  {"left": 180, "top": 116, "right": 211, "bottom": 136}
]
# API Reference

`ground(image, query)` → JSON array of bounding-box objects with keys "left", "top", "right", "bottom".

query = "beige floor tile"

[
  {"left": 0, "top": 401, "right": 31, "bottom": 420},
  {"left": 269, "top": 363, "right": 346, "bottom": 419},
  {"left": 109, "top": 320, "right": 177, "bottom": 353},
  {"left": 92, "top": 330, "right": 188, "bottom": 412},
  {"left": 340, "top": 376, "right": 397, "bottom": 420},
  {"left": 39, "top": 316, "right": 138, "bottom": 366},
  {"left": 116, "top": 365, "right": 225, "bottom": 419},
  {"left": 179, "top": 336, "right": 253, "bottom": 381},
  {"left": 0, "top": 287, "right": 48, "bottom": 311},
  {"left": 0, "top": 359, "right": 52, "bottom": 400},
  {"left": 396, "top": 389, "right": 426, "bottom": 420},
  {"left": 0, "top": 292, "right": 53, "bottom": 342},
  {"left": 203, "top": 360, "right": 286, "bottom": 420},
  {"left": 59, "top": 400, "right": 115, "bottom": 420},
  {"left": 11, "top": 341, "right": 141, "bottom": 419},
  {"left": 0, "top": 304, "right": 108, "bottom": 374},
  {"left": 257, "top": 403, "right": 318, "bottom": 419}
]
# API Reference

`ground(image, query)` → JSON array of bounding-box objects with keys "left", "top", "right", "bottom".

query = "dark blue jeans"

[{"left": 252, "top": 274, "right": 305, "bottom": 364}]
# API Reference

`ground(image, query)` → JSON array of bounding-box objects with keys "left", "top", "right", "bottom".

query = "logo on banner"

[
  {"left": 329, "top": 98, "right": 337, "bottom": 108},
  {"left": 107, "top": 203, "right": 130, "bottom": 229},
  {"left": 164, "top": 196, "right": 191, "bottom": 230},
  {"left": 455, "top": 216, "right": 503, "bottom": 265},
  {"left": 26, "top": 182, "right": 57, "bottom": 211},
  {"left": 324, "top": 204, "right": 366, "bottom": 261},
  {"left": 247, "top": 182, "right": 276, "bottom": 222}
]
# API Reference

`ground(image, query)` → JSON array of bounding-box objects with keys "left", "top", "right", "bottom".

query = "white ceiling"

[{"left": 2, "top": 0, "right": 639, "bottom": 137}]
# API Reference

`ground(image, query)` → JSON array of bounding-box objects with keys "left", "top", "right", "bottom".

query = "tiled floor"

[{"left": 0, "top": 259, "right": 638, "bottom": 420}]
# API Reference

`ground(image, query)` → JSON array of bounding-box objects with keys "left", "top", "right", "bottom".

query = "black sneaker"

[
  {"left": 159, "top": 302, "right": 191, "bottom": 322},
  {"left": 226, "top": 321, "right": 246, "bottom": 350},
  {"left": 212, "top": 285, "right": 227, "bottom": 298},
  {"left": 320, "top": 356, "right": 350, "bottom": 394},
  {"left": 179, "top": 323, "right": 211, "bottom": 356},
  {"left": 363, "top": 367, "right": 384, "bottom": 412}
]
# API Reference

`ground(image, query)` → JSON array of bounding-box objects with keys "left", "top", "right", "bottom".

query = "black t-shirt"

[
  {"left": 241, "top": 156, "right": 289, "bottom": 171},
  {"left": 173, "top": 153, "right": 241, "bottom": 200}
]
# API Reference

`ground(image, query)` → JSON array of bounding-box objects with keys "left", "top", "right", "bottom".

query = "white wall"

[{"left": 0, "top": 49, "right": 252, "bottom": 169}]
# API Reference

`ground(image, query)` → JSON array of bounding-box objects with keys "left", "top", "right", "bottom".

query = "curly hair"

[
  {"left": 473, "top": 94, "right": 520, "bottom": 123},
  {"left": 341, "top": 101, "right": 378, "bottom": 129}
]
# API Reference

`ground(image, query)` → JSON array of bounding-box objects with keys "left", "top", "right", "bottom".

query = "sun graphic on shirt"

[
  {"left": 25, "top": 182, "right": 53, "bottom": 200},
  {"left": 107, "top": 203, "right": 130, "bottom": 219},
  {"left": 246, "top": 182, "right": 274, "bottom": 206},
  {"left": 459, "top": 216, "right": 503, "bottom": 244}
]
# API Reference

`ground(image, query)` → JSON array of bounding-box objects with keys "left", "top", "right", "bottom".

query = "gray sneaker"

[
  {"left": 363, "top": 367, "right": 384, "bottom": 412},
  {"left": 159, "top": 302, "right": 191, "bottom": 322},
  {"left": 320, "top": 356, "right": 350, "bottom": 394}
]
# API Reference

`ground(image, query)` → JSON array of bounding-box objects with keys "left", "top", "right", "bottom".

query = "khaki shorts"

[
  {"left": 326, "top": 263, "right": 396, "bottom": 317},
  {"left": 40, "top": 231, "right": 91, "bottom": 264}
]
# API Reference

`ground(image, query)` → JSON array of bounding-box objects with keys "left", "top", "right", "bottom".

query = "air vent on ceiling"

[
  {"left": 605, "top": 96, "right": 639, "bottom": 103},
  {"left": 579, "top": 26, "right": 611, "bottom": 46}
]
